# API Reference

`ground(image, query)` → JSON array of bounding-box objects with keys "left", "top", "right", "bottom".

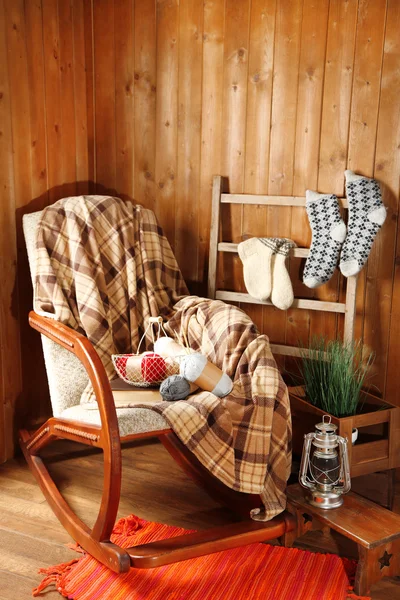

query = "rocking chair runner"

[{"left": 20, "top": 202, "right": 295, "bottom": 574}]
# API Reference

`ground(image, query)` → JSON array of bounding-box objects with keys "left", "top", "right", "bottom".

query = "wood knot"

[{"left": 134, "top": 72, "right": 140, "bottom": 81}]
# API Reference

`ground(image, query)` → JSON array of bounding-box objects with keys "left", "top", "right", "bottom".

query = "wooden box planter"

[{"left": 289, "top": 387, "right": 400, "bottom": 479}]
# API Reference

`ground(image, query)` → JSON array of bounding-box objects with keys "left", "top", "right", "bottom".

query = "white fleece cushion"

[
  {"left": 24, "top": 210, "right": 89, "bottom": 415},
  {"left": 60, "top": 404, "right": 168, "bottom": 437}
]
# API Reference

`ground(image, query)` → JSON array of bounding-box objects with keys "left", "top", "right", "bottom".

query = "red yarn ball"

[
  {"left": 117, "top": 355, "right": 131, "bottom": 379},
  {"left": 141, "top": 352, "right": 166, "bottom": 383}
]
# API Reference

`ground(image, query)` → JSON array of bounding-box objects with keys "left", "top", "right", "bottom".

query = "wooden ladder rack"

[{"left": 207, "top": 175, "right": 357, "bottom": 358}]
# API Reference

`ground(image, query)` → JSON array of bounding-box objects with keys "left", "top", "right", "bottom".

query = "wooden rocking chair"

[{"left": 19, "top": 205, "right": 295, "bottom": 574}]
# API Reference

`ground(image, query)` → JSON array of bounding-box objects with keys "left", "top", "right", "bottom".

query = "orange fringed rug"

[{"left": 33, "top": 515, "right": 370, "bottom": 600}]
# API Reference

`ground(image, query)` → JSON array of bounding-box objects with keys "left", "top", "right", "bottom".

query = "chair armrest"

[
  {"left": 28, "top": 311, "right": 122, "bottom": 543},
  {"left": 28, "top": 311, "right": 120, "bottom": 448}
]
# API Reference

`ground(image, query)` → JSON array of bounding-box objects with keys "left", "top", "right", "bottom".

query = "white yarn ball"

[
  {"left": 179, "top": 354, "right": 207, "bottom": 382},
  {"left": 154, "top": 336, "right": 175, "bottom": 355}
]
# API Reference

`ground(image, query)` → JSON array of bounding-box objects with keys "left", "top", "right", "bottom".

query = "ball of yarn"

[
  {"left": 179, "top": 354, "right": 207, "bottom": 382},
  {"left": 141, "top": 353, "right": 166, "bottom": 383},
  {"left": 160, "top": 375, "right": 191, "bottom": 401},
  {"left": 115, "top": 355, "right": 130, "bottom": 379},
  {"left": 154, "top": 336, "right": 175, "bottom": 355}
]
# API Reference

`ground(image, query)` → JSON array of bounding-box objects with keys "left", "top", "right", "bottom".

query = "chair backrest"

[{"left": 23, "top": 211, "right": 88, "bottom": 416}]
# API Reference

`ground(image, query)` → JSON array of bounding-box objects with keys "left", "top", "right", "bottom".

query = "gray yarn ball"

[{"left": 160, "top": 375, "right": 191, "bottom": 401}]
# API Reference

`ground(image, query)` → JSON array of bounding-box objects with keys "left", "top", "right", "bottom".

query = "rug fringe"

[
  {"left": 32, "top": 557, "right": 80, "bottom": 597},
  {"left": 67, "top": 542, "right": 85, "bottom": 554}
]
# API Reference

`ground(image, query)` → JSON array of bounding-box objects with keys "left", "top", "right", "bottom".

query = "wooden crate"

[{"left": 289, "top": 387, "right": 400, "bottom": 478}]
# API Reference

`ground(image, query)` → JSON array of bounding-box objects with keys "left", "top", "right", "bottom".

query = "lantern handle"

[
  {"left": 299, "top": 432, "right": 316, "bottom": 491},
  {"left": 322, "top": 415, "right": 332, "bottom": 424},
  {"left": 335, "top": 436, "right": 351, "bottom": 494}
]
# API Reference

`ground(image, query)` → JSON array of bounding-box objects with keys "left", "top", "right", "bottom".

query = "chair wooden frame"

[
  {"left": 20, "top": 311, "right": 295, "bottom": 573},
  {"left": 208, "top": 175, "right": 358, "bottom": 357}
]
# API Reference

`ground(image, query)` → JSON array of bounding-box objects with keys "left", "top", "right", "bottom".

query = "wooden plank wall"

[{"left": 1, "top": 0, "right": 400, "bottom": 461}]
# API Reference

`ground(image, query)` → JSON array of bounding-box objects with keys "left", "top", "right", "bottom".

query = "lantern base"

[{"left": 306, "top": 490, "right": 344, "bottom": 510}]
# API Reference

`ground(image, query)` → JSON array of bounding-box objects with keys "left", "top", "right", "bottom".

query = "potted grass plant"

[
  {"left": 298, "top": 337, "right": 374, "bottom": 419},
  {"left": 287, "top": 336, "right": 400, "bottom": 479}
]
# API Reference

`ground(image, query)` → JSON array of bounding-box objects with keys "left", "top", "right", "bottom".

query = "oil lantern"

[{"left": 299, "top": 415, "right": 351, "bottom": 509}]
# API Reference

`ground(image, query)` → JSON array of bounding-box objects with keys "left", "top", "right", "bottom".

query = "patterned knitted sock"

[
  {"left": 271, "top": 240, "right": 296, "bottom": 310},
  {"left": 238, "top": 237, "right": 281, "bottom": 301},
  {"left": 339, "top": 171, "right": 386, "bottom": 277},
  {"left": 303, "top": 191, "right": 346, "bottom": 288}
]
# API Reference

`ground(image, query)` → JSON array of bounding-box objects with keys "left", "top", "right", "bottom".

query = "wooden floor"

[{"left": 0, "top": 439, "right": 400, "bottom": 600}]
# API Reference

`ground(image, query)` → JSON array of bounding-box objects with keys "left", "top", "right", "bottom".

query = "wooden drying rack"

[{"left": 207, "top": 175, "right": 357, "bottom": 358}]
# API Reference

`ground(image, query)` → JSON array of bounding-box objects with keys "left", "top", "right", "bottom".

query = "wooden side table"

[{"left": 283, "top": 484, "right": 400, "bottom": 596}]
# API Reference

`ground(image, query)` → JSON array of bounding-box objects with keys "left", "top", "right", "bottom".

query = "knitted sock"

[
  {"left": 238, "top": 238, "right": 281, "bottom": 301},
  {"left": 271, "top": 240, "right": 296, "bottom": 310},
  {"left": 340, "top": 171, "right": 386, "bottom": 277},
  {"left": 303, "top": 191, "right": 346, "bottom": 288}
]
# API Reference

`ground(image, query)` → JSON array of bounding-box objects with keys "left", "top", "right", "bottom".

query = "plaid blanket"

[
  {"left": 156, "top": 297, "right": 291, "bottom": 520},
  {"left": 34, "top": 195, "right": 188, "bottom": 403},
  {"left": 34, "top": 196, "right": 291, "bottom": 520}
]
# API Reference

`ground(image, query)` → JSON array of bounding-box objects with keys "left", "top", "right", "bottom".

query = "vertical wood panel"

[
  {"left": 220, "top": 0, "right": 250, "bottom": 294},
  {"left": 318, "top": 0, "right": 358, "bottom": 196},
  {"left": 115, "top": 0, "right": 134, "bottom": 200},
  {"left": 25, "top": 0, "right": 48, "bottom": 203},
  {"left": 241, "top": 0, "right": 276, "bottom": 331},
  {"left": 58, "top": 0, "right": 77, "bottom": 197},
  {"left": 154, "top": 0, "right": 179, "bottom": 245},
  {"left": 347, "top": 0, "right": 387, "bottom": 387},
  {"left": 42, "top": 0, "right": 63, "bottom": 204},
  {"left": 5, "top": 0, "right": 32, "bottom": 210},
  {"left": 198, "top": 0, "right": 225, "bottom": 289},
  {"left": 93, "top": 0, "right": 116, "bottom": 192},
  {"left": 288, "top": 0, "right": 329, "bottom": 355},
  {"left": 134, "top": 0, "right": 156, "bottom": 209},
  {"left": 175, "top": 0, "right": 203, "bottom": 283},
  {"left": 5, "top": 0, "right": 37, "bottom": 433},
  {"left": 376, "top": 0, "right": 400, "bottom": 402},
  {"left": 311, "top": 0, "right": 358, "bottom": 342},
  {"left": 265, "top": 0, "right": 303, "bottom": 352},
  {"left": 72, "top": 0, "right": 90, "bottom": 195},
  {"left": 0, "top": 0, "right": 21, "bottom": 461},
  {"left": 82, "top": 0, "right": 95, "bottom": 192},
  {"left": 19, "top": 0, "right": 50, "bottom": 426}
]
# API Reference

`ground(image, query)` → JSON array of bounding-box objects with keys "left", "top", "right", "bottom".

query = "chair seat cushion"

[{"left": 60, "top": 403, "right": 169, "bottom": 438}]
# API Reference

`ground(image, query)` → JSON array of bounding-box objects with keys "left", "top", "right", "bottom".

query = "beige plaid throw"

[
  {"left": 34, "top": 195, "right": 291, "bottom": 520},
  {"left": 156, "top": 297, "right": 291, "bottom": 520},
  {"left": 34, "top": 195, "right": 188, "bottom": 403}
]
